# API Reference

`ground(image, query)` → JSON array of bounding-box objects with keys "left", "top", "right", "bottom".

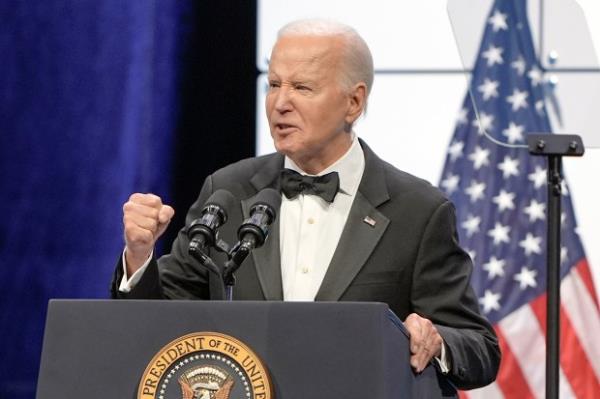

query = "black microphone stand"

[
  {"left": 526, "top": 133, "right": 584, "bottom": 399},
  {"left": 188, "top": 188, "right": 279, "bottom": 301},
  {"left": 188, "top": 235, "right": 259, "bottom": 301}
]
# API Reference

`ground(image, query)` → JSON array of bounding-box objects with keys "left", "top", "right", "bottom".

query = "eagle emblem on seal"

[{"left": 178, "top": 365, "right": 234, "bottom": 399}]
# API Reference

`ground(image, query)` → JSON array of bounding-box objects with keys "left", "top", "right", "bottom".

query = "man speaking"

[{"left": 112, "top": 19, "right": 500, "bottom": 389}]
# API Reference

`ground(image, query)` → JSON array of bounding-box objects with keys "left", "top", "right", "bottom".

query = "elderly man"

[{"left": 113, "top": 19, "right": 500, "bottom": 389}]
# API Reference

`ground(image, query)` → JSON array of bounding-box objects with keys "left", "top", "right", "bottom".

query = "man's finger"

[
  {"left": 404, "top": 313, "right": 443, "bottom": 372},
  {"left": 125, "top": 215, "right": 159, "bottom": 233},
  {"left": 123, "top": 201, "right": 160, "bottom": 220},
  {"left": 158, "top": 205, "right": 175, "bottom": 224},
  {"left": 405, "top": 313, "right": 424, "bottom": 353},
  {"left": 129, "top": 193, "right": 163, "bottom": 208}
]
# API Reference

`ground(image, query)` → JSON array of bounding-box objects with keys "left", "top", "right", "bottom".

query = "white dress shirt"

[{"left": 280, "top": 134, "right": 364, "bottom": 300}]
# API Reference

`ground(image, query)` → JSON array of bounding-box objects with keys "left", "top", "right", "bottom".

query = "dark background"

[
  {"left": 0, "top": 1, "right": 257, "bottom": 397},
  {"left": 163, "top": 1, "right": 257, "bottom": 247}
]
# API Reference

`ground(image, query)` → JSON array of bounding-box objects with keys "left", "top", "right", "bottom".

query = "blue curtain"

[{"left": 0, "top": 1, "right": 189, "bottom": 396}]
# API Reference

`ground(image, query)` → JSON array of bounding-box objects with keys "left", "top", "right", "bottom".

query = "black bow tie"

[{"left": 280, "top": 169, "right": 340, "bottom": 203}]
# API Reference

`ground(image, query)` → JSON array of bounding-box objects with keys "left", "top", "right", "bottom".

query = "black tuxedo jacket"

[{"left": 112, "top": 139, "right": 500, "bottom": 389}]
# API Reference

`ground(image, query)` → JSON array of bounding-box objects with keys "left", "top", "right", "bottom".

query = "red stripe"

[
  {"left": 559, "top": 306, "right": 600, "bottom": 398},
  {"left": 526, "top": 280, "right": 600, "bottom": 398},
  {"left": 529, "top": 292, "right": 547, "bottom": 333},
  {"left": 575, "top": 259, "right": 600, "bottom": 310},
  {"left": 457, "top": 390, "right": 468, "bottom": 399},
  {"left": 494, "top": 326, "right": 535, "bottom": 399}
]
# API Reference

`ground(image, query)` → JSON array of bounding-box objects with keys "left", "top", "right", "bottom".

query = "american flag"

[{"left": 439, "top": 0, "right": 600, "bottom": 397}]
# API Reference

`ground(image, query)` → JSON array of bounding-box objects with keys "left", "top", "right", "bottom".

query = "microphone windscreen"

[
  {"left": 250, "top": 188, "right": 282, "bottom": 219},
  {"left": 204, "top": 189, "right": 237, "bottom": 219}
]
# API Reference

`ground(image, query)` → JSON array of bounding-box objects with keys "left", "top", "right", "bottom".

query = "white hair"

[{"left": 277, "top": 19, "right": 374, "bottom": 98}]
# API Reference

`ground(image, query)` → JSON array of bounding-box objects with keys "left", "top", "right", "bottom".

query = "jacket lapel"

[
  {"left": 315, "top": 140, "right": 390, "bottom": 301},
  {"left": 243, "top": 154, "right": 285, "bottom": 300}
]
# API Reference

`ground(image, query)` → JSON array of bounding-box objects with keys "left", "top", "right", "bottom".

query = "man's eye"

[
  {"left": 268, "top": 81, "right": 280, "bottom": 89},
  {"left": 295, "top": 85, "right": 311, "bottom": 91}
]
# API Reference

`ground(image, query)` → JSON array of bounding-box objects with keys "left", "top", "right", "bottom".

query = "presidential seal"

[{"left": 138, "top": 332, "right": 273, "bottom": 399}]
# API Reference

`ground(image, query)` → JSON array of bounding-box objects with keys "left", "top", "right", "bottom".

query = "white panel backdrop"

[{"left": 255, "top": 0, "right": 600, "bottom": 299}]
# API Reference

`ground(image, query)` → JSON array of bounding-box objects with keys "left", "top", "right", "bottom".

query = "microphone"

[
  {"left": 226, "top": 188, "right": 281, "bottom": 272},
  {"left": 188, "top": 189, "right": 237, "bottom": 254},
  {"left": 237, "top": 188, "right": 281, "bottom": 251}
]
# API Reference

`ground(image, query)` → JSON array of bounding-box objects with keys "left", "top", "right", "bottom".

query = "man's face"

[{"left": 266, "top": 35, "right": 360, "bottom": 173}]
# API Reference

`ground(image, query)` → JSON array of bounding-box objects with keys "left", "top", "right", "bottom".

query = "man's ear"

[{"left": 345, "top": 82, "right": 367, "bottom": 125}]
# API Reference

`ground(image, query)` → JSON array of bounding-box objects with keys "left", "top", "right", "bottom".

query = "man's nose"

[{"left": 274, "top": 86, "right": 293, "bottom": 113}]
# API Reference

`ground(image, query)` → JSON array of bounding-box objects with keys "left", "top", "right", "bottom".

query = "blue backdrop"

[{"left": 0, "top": 1, "right": 190, "bottom": 396}]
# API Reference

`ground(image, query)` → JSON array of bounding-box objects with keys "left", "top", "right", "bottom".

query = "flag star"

[
  {"left": 506, "top": 88, "right": 529, "bottom": 111},
  {"left": 447, "top": 140, "right": 464, "bottom": 161},
  {"left": 487, "top": 222, "right": 511, "bottom": 245},
  {"left": 502, "top": 122, "right": 525, "bottom": 144},
  {"left": 511, "top": 56, "right": 526, "bottom": 75},
  {"left": 468, "top": 146, "right": 490, "bottom": 169},
  {"left": 461, "top": 214, "right": 481, "bottom": 237},
  {"left": 472, "top": 112, "right": 494, "bottom": 135},
  {"left": 479, "top": 290, "right": 502, "bottom": 313},
  {"left": 483, "top": 256, "right": 506, "bottom": 279},
  {"left": 482, "top": 45, "right": 504, "bottom": 67},
  {"left": 528, "top": 166, "right": 546, "bottom": 189},
  {"left": 561, "top": 180, "right": 569, "bottom": 196},
  {"left": 456, "top": 108, "right": 468, "bottom": 125},
  {"left": 535, "top": 100, "right": 546, "bottom": 115},
  {"left": 514, "top": 266, "right": 538, "bottom": 289},
  {"left": 493, "top": 189, "right": 516, "bottom": 212},
  {"left": 498, "top": 156, "right": 520, "bottom": 179},
  {"left": 561, "top": 247, "right": 568, "bottom": 264},
  {"left": 519, "top": 233, "right": 542, "bottom": 256},
  {"left": 488, "top": 10, "right": 508, "bottom": 32},
  {"left": 478, "top": 78, "right": 500, "bottom": 101},
  {"left": 441, "top": 173, "right": 460, "bottom": 194},
  {"left": 523, "top": 199, "right": 545, "bottom": 222},
  {"left": 528, "top": 66, "right": 544, "bottom": 86},
  {"left": 465, "top": 180, "right": 487, "bottom": 203},
  {"left": 561, "top": 212, "right": 567, "bottom": 224}
]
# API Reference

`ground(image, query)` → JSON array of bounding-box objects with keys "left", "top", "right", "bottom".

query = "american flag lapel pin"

[{"left": 363, "top": 216, "right": 376, "bottom": 227}]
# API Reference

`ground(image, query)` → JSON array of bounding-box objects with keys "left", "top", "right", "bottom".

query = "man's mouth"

[{"left": 275, "top": 123, "right": 298, "bottom": 133}]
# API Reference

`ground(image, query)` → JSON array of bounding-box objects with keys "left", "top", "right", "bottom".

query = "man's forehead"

[{"left": 269, "top": 35, "right": 343, "bottom": 70}]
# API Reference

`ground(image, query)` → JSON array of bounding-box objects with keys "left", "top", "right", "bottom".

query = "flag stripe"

[
  {"left": 574, "top": 259, "right": 600, "bottom": 310},
  {"left": 529, "top": 292, "right": 546, "bottom": 333},
  {"left": 559, "top": 307, "right": 600, "bottom": 398},
  {"left": 493, "top": 326, "right": 535, "bottom": 399},
  {"left": 499, "top": 304, "right": 546, "bottom": 397},
  {"left": 461, "top": 381, "right": 505, "bottom": 399},
  {"left": 558, "top": 366, "right": 577, "bottom": 399},
  {"left": 528, "top": 293, "right": 578, "bottom": 399},
  {"left": 561, "top": 269, "right": 600, "bottom": 379}
]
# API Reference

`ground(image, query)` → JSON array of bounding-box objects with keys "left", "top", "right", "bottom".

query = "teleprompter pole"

[
  {"left": 546, "top": 154, "right": 561, "bottom": 399},
  {"left": 527, "top": 134, "right": 584, "bottom": 399}
]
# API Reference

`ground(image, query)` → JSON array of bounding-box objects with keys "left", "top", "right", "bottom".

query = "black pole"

[
  {"left": 527, "top": 133, "right": 584, "bottom": 399},
  {"left": 546, "top": 155, "right": 562, "bottom": 399}
]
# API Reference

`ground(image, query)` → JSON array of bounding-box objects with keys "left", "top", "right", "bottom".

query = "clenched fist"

[{"left": 123, "top": 193, "right": 175, "bottom": 276}]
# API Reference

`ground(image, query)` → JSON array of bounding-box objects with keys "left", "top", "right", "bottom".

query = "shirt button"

[
  {"left": 301, "top": 267, "right": 309, "bottom": 274},
  {"left": 307, "top": 217, "right": 315, "bottom": 224}
]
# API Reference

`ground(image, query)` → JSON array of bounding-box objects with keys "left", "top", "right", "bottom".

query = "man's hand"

[
  {"left": 404, "top": 313, "right": 443, "bottom": 373},
  {"left": 123, "top": 193, "right": 174, "bottom": 276}
]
